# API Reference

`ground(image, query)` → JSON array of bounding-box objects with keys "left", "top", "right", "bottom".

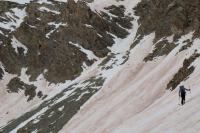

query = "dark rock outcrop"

[
  {"left": 167, "top": 52, "right": 200, "bottom": 90},
  {"left": 144, "top": 40, "right": 176, "bottom": 62},
  {"left": 134, "top": 0, "right": 200, "bottom": 42},
  {"left": 0, "top": 67, "right": 3, "bottom": 80},
  {"left": 7, "top": 77, "right": 37, "bottom": 101}
]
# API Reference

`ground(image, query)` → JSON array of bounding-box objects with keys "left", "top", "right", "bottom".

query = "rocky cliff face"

[
  {"left": 135, "top": 0, "right": 200, "bottom": 39},
  {"left": 0, "top": 0, "right": 132, "bottom": 101}
]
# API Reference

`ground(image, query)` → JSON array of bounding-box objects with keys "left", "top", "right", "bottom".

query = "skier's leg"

[
  {"left": 182, "top": 95, "right": 185, "bottom": 105},
  {"left": 181, "top": 96, "right": 184, "bottom": 105}
]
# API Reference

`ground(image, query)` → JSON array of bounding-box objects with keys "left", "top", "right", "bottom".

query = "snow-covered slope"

[
  {"left": 61, "top": 33, "right": 200, "bottom": 133},
  {"left": 1, "top": 0, "right": 200, "bottom": 132},
  {"left": 60, "top": 0, "right": 200, "bottom": 133}
]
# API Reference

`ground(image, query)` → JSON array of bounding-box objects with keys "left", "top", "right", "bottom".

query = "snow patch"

[
  {"left": 39, "top": 7, "right": 60, "bottom": 14},
  {"left": 0, "top": 7, "right": 26, "bottom": 33},
  {"left": 4, "top": 0, "right": 32, "bottom": 4},
  {"left": 69, "top": 41, "right": 99, "bottom": 61},
  {"left": 11, "top": 36, "right": 28, "bottom": 55},
  {"left": 54, "top": 0, "right": 68, "bottom": 2},
  {"left": 58, "top": 106, "right": 64, "bottom": 111},
  {"left": 46, "top": 22, "right": 67, "bottom": 38},
  {"left": 37, "top": 0, "right": 53, "bottom": 4}
]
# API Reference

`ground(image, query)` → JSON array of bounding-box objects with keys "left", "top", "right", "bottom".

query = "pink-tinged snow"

[
  {"left": 0, "top": 67, "right": 46, "bottom": 127},
  {"left": 0, "top": 65, "right": 42, "bottom": 127},
  {"left": 59, "top": 1, "right": 200, "bottom": 131},
  {"left": 1, "top": 0, "right": 200, "bottom": 132},
  {"left": 60, "top": 31, "right": 200, "bottom": 133}
]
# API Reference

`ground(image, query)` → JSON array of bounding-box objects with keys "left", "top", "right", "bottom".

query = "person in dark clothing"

[{"left": 179, "top": 85, "right": 191, "bottom": 105}]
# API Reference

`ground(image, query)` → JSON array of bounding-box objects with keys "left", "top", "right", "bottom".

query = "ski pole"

[{"left": 189, "top": 85, "right": 192, "bottom": 99}]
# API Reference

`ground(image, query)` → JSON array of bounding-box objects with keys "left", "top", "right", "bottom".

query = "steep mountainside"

[{"left": 1, "top": 0, "right": 200, "bottom": 132}]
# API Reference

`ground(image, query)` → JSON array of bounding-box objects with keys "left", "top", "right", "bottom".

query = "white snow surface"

[
  {"left": 3, "top": 0, "right": 51, "bottom": 4},
  {"left": 69, "top": 41, "right": 99, "bottom": 61},
  {"left": 11, "top": 36, "right": 28, "bottom": 55},
  {"left": 3, "top": 0, "right": 68, "bottom": 4},
  {"left": 54, "top": 0, "right": 68, "bottom": 2},
  {"left": 0, "top": 7, "right": 26, "bottom": 33},
  {"left": 39, "top": 7, "right": 60, "bottom": 14},
  {"left": 46, "top": 22, "right": 67, "bottom": 38},
  {"left": 3, "top": 0, "right": 32, "bottom": 4}
]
